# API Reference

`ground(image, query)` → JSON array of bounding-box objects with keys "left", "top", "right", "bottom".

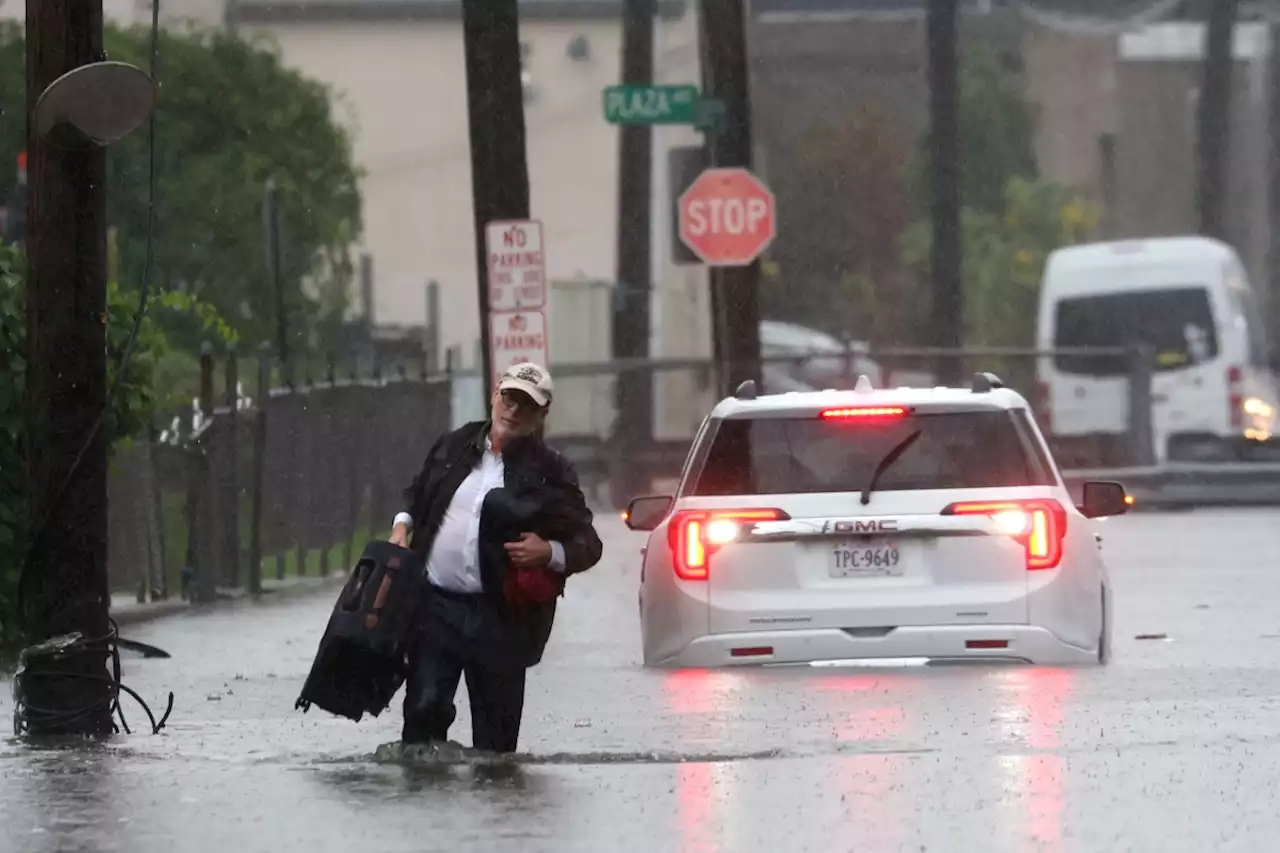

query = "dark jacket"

[{"left": 402, "top": 420, "right": 603, "bottom": 666}]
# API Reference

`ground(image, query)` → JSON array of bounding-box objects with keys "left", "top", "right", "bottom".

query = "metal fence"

[
  {"left": 107, "top": 348, "right": 453, "bottom": 602},
  {"left": 104, "top": 342, "right": 1158, "bottom": 599}
]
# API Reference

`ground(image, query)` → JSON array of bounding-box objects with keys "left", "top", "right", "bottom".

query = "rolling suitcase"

[{"left": 295, "top": 540, "right": 425, "bottom": 722}]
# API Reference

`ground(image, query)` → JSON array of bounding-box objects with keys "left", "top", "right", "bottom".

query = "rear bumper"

[{"left": 647, "top": 624, "right": 1098, "bottom": 668}]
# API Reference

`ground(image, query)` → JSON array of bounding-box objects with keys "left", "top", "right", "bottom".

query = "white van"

[{"left": 1035, "top": 236, "right": 1278, "bottom": 465}]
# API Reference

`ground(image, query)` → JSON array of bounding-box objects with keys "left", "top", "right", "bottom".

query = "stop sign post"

[{"left": 678, "top": 167, "right": 776, "bottom": 267}]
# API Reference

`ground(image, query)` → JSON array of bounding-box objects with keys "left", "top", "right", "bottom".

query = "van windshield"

[{"left": 1052, "top": 286, "right": 1219, "bottom": 376}]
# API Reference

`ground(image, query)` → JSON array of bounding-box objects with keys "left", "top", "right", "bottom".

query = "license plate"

[{"left": 829, "top": 541, "right": 903, "bottom": 578}]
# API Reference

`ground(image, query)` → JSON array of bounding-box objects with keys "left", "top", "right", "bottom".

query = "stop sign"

[{"left": 678, "top": 167, "right": 777, "bottom": 267}]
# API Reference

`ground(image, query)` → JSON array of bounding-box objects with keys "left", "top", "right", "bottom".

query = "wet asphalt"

[{"left": 2, "top": 507, "right": 1279, "bottom": 853}]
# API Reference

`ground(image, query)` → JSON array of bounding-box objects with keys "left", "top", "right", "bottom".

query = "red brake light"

[
  {"left": 820, "top": 407, "right": 905, "bottom": 420},
  {"left": 666, "top": 508, "right": 789, "bottom": 581},
  {"left": 942, "top": 499, "right": 1067, "bottom": 570}
]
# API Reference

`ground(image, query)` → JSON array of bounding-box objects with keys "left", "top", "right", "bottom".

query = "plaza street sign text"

[{"left": 603, "top": 84, "right": 700, "bottom": 125}]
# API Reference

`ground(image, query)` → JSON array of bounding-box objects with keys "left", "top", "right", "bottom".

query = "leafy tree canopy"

[
  {"left": 0, "top": 240, "right": 235, "bottom": 658},
  {"left": 0, "top": 22, "right": 363, "bottom": 356},
  {"left": 911, "top": 44, "right": 1039, "bottom": 217}
]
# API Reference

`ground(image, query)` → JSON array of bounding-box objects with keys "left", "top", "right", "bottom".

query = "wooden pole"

[{"left": 21, "top": 0, "right": 113, "bottom": 735}]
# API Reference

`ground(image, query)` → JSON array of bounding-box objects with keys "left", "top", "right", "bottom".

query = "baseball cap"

[{"left": 497, "top": 362, "right": 553, "bottom": 407}]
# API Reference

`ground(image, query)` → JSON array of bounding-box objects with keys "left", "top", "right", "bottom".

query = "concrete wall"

[
  {"left": 1021, "top": 22, "right": 1118, "bottom": 212},
  {"left": 1111, "top": 24, "right": 1271, "bottom": 290}
]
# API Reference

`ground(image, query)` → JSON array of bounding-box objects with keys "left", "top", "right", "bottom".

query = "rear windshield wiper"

[{"left": 860, "top": 429, "right": 922, "bottom": 506}]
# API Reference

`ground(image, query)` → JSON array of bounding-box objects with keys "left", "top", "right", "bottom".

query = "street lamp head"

[{"left": 34, "top": 61, "right": 157, "bottom": 150}]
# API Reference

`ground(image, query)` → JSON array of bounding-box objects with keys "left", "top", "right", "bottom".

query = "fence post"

[
  {"left": 147, "top": 419, "right": 169, "bottom": 600},
  {"left": 1127, "top": 344, "right": 1156, "bottom": 467},
  {"left": 223, "top": 342, "right": 242, "bottom": 590},
  {"left": 194, "top": 342, "right": 218, "bottom": 603},
  {"left": 248, "top": 344, "right": 270, "bottom": 596},
  {"left": 424, "top": 279, "right": 440, "bottom": 374},
  {"left": 317, "top": 358, "right": 336, "bottom": 578},
  {"left": 840, "top": 336, "right": 855, "bottom": 386},
  {"left": 181, "top": 407, "right": 199, "bottom": 602}
]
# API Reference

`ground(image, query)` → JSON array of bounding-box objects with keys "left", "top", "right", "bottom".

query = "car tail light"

[
  {"left": 1228, "top": 366, "right": 1243, "bottom": 429},
  {"left": 820, "top": 407, "right": 905, "bottom": 420},
  {"left": 942, "top": 499, "right": 1067, "bottom": 570},
  {"left": 666, "top": 508, "right": 789, "bottom": 581}
]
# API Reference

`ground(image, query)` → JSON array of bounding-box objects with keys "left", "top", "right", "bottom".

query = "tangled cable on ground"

[{"left": 12, "top": 617, "right": 175, "bottom": 738}]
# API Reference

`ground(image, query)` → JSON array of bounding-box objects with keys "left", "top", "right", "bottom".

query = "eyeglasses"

[{"left": 500, "top": 389, "right": 544, "bottom": 412}]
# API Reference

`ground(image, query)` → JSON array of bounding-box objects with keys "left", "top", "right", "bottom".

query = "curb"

[{"left": 111, "top": 573, "right": 349, "bottom": 629}]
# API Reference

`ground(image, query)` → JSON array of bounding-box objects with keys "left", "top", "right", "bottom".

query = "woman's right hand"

[{"left": 389, "top": 522, "right": 409, "bottom": 548}]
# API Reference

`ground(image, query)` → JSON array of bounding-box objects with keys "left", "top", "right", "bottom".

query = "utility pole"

[
  {"left": 23, "top": 0, "right": 113, "bottom": 735},
  {"left": 1196, "top": 0, "right": 1238, "bottom": 240},
  {"left": 462, "top": 0, "right": 531, "bottom": 400},
  {"left": 700, "top": 0, "right": 762, "bottom": 397},
  {"left": 611, "top": 0, "right": 655, "bottom": 507},
  {"left": 1269, "top": 19, "right": 1280, "bottom": 344},
  {"left": 264, "top": 179, "right": 292, "bottom": 386},
  {"left": 927, "top": 0, "right": 962, "bottom": 385}
]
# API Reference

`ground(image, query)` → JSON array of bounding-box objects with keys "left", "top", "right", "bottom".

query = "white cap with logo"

[{"left": 497, "top": 362, "right": 554, "bottom": 407}]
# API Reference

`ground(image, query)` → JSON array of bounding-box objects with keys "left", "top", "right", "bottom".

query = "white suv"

[{"left": 624, "top": 374, "right": 1129, "bottom": 668}]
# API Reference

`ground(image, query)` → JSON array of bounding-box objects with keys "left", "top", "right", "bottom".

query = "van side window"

[
  {"left": 1244, "top": 299, "right": 1269, "bottom": 368},
  {"left": 1228, "top": 278, "right": 1270, "bottom": 368}
]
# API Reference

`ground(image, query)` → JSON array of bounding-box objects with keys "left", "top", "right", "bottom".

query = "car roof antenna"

[{"left": 854, "top": 374, "right": 874, "bottom": 393}]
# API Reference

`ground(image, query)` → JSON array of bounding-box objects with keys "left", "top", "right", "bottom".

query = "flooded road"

[{"left": 3, "top": 509, "right": 1280, "bottom": 853}]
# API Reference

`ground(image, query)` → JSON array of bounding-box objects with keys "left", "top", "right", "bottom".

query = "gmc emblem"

[{"left": 823, "top": 519, "right": 898, "bottom": 534}]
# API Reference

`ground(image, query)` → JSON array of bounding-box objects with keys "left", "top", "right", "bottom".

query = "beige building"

[
  {"left": 226, "top": 1, "right": 697, "bottom": 357},
  {"left": 222, "top": 0, "right": 715, "bottom": 438}
]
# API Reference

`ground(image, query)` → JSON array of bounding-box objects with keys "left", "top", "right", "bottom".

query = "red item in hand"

[{"left": 503, "top": 563, "right": 560, "bottom": 608}]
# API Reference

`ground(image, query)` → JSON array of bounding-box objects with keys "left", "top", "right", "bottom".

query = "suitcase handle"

[
  {"left": 339, "top": 549, "right": 408, "bottom": 628},
  {"left": 339, "top": 559, "right": 376, "bottom": 613}
]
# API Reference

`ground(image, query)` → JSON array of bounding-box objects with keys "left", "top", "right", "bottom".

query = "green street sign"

[{"left": 603, "top": 84, "right": 700, "bottom": 125}]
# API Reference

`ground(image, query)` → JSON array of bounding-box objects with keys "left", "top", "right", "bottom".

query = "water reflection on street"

[{"left": 2, "top": 510, "right": 1280, "bottom": 851}]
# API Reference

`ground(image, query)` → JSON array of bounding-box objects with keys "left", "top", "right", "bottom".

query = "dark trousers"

[{"left": 401, "top": 585, "right": 528, "bottom": 753}]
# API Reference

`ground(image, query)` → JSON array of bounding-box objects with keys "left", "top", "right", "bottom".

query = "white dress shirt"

[{"left": 394, "top": 439, "right": 566, "bottom": 593}]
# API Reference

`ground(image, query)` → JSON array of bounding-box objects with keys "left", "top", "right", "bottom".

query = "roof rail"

[
  {"left": 971, "top": 372, "right": 1004, "bottom": 393},
  {"left": 734, "top": 379, "right": 758, "bottom": 400}
]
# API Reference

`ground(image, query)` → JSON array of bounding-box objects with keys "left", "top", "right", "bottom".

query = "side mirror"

[
  {"left": 1080, "top": 481, "right": 1130, "bottom": 519},
  {"left": 624, "top": 495, "right": 674, "bottom": 531}
]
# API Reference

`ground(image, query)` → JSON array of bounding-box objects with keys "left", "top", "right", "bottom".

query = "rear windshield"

[
  {"left": 1053, "top": 286, "right": 1219, "bottom": 376},
  {"left": 689, "top": 411, "right": 1052, "bottom": 497}
]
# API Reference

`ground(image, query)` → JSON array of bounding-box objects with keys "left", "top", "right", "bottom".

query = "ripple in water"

[{"left": 372, "top": 740, "right": 784, "bottom": 767}]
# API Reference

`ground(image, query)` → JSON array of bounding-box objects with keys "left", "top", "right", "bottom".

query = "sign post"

[
  {"left": 677, "top": 167, "right": 776, "bottom": 267},
  {"left": 484, "top": 219, "right": 549, "bottom": 388}
]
